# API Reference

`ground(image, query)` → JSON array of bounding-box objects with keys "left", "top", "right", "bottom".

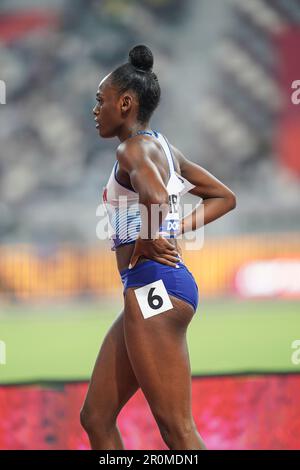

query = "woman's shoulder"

[{"left": 116, "top": 134, "right": 164, "bottom": 169}]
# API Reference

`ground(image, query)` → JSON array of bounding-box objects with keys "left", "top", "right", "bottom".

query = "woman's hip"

[{"left": 120, "top": 259, "right": 199, "bottom": 314}]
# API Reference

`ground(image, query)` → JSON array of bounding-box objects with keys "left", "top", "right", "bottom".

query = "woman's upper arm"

[
  {"left": 171, "top": 144, "right": 236, "bottom": 201},
  {"left": 116, "top": 141, "right": 168, "bottom": 204}
]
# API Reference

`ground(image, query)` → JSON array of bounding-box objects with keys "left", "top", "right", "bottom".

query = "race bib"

[{"left": 134, "top": 280, "right": 173, "bottom": 319}]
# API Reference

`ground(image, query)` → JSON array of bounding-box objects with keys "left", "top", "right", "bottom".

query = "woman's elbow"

[
  {"left": 226, "top": 191, "right": 237, "bottom": 210},
  {"left": 149, "top": 189, "right": 169, "bottom": 206},
  {"left": 140, "top": 188, "right": 169, "bottom": 208}
]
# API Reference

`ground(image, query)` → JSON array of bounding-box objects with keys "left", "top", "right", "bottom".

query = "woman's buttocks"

[{"left": 119, "top": 257, "right": 198, "bottom": 311}]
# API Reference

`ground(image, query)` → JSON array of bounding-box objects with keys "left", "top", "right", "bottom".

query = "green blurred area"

[{"left": 0, "top": 299, "right": 299, "bottom": 383}]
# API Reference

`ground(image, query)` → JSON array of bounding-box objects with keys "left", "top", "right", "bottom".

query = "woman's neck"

[{"left": 118, "top": 123, "right": 152, "bottom": 142}]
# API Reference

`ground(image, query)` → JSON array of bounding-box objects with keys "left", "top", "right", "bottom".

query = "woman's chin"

[
  {"left": 99, "top": 128, "right": 115, "bottom": 138},
  {"left": 97, "top": 126, "right": 104, "bottom": 137}
]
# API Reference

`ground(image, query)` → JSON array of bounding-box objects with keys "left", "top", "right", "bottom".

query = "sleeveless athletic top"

[{"left": 101, "top": 129, "right": 195, "bottom": 251}]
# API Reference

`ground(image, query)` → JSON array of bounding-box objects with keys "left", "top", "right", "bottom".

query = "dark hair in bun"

[
  {"left": 128, "top": 45, "right": 153, "bottom": 72},
  {"left": 110, "top": 45, "right": 160, "bottom": 123}
]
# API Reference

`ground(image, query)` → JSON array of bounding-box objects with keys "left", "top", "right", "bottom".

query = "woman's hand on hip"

[{"left": 129, "top": 235, "right": 180, "bottom": 269}]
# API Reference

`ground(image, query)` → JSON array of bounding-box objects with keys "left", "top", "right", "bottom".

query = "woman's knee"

[
  {"left": 80, "top": 405, "right": 115, "bottom": 434},
  {"left": 80, "top": 405, "right": 96, "bottom": 433},
  {"left": 154, "top": 411, "right": 196, "bottom": 445}
]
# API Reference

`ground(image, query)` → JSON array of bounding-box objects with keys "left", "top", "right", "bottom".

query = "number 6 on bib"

[{"left": 134, "top": 279, "right": 173, "bottom": 319}]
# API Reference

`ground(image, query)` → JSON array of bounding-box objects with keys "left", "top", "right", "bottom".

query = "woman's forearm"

[
  {"left": 180, "top": 196, "right": 236, "bottom": 234},
  {"left": 138, "top": 194, "right": 170, "bottom": 239}
]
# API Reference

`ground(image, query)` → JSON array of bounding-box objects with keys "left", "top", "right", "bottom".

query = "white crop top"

[{"left": 101, "top": 130, "right": 195, "bottom": 251}]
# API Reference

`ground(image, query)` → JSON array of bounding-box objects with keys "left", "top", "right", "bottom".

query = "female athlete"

[{"left": 80, "top": 45, "right": 236, "bottom": 450}]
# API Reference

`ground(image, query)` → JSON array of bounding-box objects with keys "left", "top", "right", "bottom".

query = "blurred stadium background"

[{"left": 0, "top": 0, "right": 300, "bottom": 450}]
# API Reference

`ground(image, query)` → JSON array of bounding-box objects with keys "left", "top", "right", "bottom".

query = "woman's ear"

[{"left": 120, "top": 94, "right": 132, "bottom": 113}]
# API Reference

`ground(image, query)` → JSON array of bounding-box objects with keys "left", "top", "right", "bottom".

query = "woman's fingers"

[
  {"left": 153, "top": 245, "right": 180, "bottom": 259},
  {"left": 167, "top": 247, "right": 178, "bottom": 255},
  {"left": 156, "top": 243, "right": 176, "bottom": 254},
  {"left": 156, "top": 237, "right": 176, "bottom": 250},
  {"left": 153, "top": 246, "right": 179, "bottom": 258},
  {"left": 161, "top": 253, "right": 180, "bottom": 263},
  {"left": 128, "top": 250, "right": 141, "bottom": 269},
  {"left": 139, "top": 237, "right": 179, "bottom": 262},
  {"left": 154, "top": 257, "right": 178, "bottom": 267}
]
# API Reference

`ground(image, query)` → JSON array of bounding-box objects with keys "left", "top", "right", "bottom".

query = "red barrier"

[{"left": 0, "top": 374, "right": 299, "bottom": 450}]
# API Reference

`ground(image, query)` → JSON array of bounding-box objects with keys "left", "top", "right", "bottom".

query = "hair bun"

[{"left": 128, "top": 45, "right": 153, "bottom": 72}]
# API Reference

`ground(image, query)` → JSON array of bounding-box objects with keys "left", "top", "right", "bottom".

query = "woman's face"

[{"left": 93, "top": 76, "right": 121, "bottom": 138}]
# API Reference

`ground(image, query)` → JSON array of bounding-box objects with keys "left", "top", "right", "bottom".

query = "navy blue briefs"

[{"left": 120, "top": 259, "right": 199, "bottom": 313}]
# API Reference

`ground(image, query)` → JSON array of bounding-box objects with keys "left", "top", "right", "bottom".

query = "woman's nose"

[{"left": 93, "top": 106, "right": 98, "bottom": 115}]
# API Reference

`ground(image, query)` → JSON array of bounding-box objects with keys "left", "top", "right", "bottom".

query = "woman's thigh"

[
  {"left": 81, "top": 310, "right": 140, "bottom": 422},
  {"left": 123, "top": 289, "right": 195, "bottom": 425}
]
